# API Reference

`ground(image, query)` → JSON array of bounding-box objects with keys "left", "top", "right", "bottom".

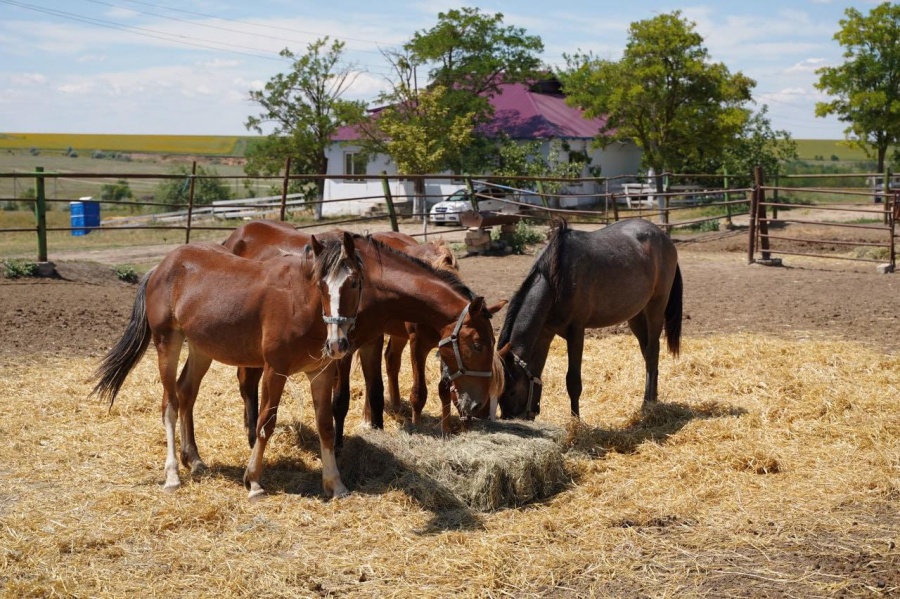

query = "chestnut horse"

[
  {"left": 222, "top": 221, "right": 504, "bottom": 442},
  {"left": 91, "top": 233, "right": 362, "bottom": 499},
  {"left": 497, "top": 218, "right": 682, "bottom": 419}
]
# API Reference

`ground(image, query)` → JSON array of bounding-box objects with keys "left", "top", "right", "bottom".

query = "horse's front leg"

[
  {"left": 565, "top": 328, "right": 585, "bottom": 418},
  {"left": 331, "top": 353, "right": 353, "bottom": 449},
  {"left": 237, "top": 366, "right": 262, "bottom": 448},
  {"left": 358, "top": 337, "right": 385, "bottom": 429},
  {"left": 243, "top": 365, "right": 286, "bottom": 500},
  {"left": 309, "top": 362, "right": 349, "bottom": 499},
  {"left": 438, "top": 374, "right": 454, "bottom": 436},
  {"left": 383, "top": 334, "right": 408, "bottom": 414}
]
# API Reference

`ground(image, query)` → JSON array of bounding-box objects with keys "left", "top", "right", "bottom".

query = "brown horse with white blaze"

[{"left": 91, "top": 233, "right": 362, "bottom": 499}]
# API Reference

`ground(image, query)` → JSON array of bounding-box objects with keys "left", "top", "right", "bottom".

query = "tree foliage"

[
  {"left": 559, "top": 11, "right": 754, "bottom": 190},
  {"left": 155, "top": 165, "right": 231, "bottom": 210},
  {"left": 814, "top": 2, "right": 900, "bottom": 172},
  {"left": 245, "top": 38, "right": 365, "bottom": 214},
  {"left": 351, "top": 8, "right": 544, "bottom": 178},
  {"left": 405, "top": 7, "right": 544, "bottom": 127}
]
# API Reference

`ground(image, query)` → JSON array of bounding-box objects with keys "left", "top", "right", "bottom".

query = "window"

[{"left": 344, "top": 152, "right": 366, "bottom": 181}]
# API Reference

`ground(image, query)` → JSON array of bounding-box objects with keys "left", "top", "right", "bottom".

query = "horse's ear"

[
  {"left": 340, "top": 231, "right": 354, "bottom": 260},
  {"left": 497, "top": 342, "right": 511, "bottom": 357},
  {"left": 487, "top": 299, "right": 508, "bottom": 315},
  {"left": 469, "top": 296, "right": 485, "bottom": 314},
  {"left": 310, "top": 235, "right": 324, "bottom": 256}
]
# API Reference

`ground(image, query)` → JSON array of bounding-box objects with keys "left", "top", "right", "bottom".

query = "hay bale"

[{"left": 339, "top": 421, "right": 567, "bottom": 511}]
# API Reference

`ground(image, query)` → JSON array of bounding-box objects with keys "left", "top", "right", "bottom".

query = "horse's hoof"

[
  {"left": 162, "top": 481, "right": 180, "bottom": 493},
  {"left": 190, "top": 461, "right": 208, "bottom": 475},
  {"left": 247, "top": 484, "right": 265, "bottom": 501},
  {"left": 331, "top": 484, "right": 351, "bottom": 499}
]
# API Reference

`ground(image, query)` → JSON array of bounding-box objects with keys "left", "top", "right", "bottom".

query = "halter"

[
  {"left": 438, "top": 303, "right": 494, "bottom": 382},
  {"left": 511, "top": 351, "right": 543, "bottom": 415}
]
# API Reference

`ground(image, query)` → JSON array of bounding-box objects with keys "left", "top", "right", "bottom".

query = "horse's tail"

[
  {"left": 91, "top": 270, "right": 154, "bottom": 407},
  {"left": 664, "top": 264, "right": 683, "bottom": 357}
]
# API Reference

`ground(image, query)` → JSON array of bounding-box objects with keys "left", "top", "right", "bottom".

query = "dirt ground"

[{"left": 2, "top": 223, "right": 898, "bottom": 358}]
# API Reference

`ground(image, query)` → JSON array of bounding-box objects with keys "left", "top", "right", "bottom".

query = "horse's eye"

[{"left": 473, "top": 342, "right": 484, "bottom": 351}]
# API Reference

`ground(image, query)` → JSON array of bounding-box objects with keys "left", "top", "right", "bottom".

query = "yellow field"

[{"left": 0, "top": 133, "right": 249, "bottom": 156}]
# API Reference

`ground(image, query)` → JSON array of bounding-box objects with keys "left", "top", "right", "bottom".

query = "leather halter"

[
  {"left": 511, "top": 351, "right": 543, "bottom": 415},
  {"left": 438, "top": 303, "right": 494, "bottom": 382}
]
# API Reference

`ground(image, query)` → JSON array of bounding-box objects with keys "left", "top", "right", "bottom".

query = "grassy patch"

[{"left": 2, "top": 258, "right": 38, "bottom": 278}]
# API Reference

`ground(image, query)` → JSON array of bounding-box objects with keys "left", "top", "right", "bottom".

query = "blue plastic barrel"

[{"left": 70, "top": 200, "right": 100, "bottom": 236}]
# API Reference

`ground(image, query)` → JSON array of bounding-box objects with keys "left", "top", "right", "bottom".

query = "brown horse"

[
  {"left": 222, "top": 221, "right": 504, "bottom": 441},
  {"left": 91, "top": 233, "right": 362, "bottom": 499}
]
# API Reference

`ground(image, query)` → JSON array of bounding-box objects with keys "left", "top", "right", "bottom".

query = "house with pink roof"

[{"left": 322, "top": 79, "right": 642, "bottom": 217}]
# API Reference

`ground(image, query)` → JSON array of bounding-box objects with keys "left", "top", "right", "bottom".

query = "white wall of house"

[{"left": 323, "top": 139, "right": 643, "bottom": 215}]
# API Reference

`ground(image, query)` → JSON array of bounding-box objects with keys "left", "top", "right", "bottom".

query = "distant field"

[
  {"left": 793, "top": 138, "right": 895, "bottom": 163},
  {"left": 0, "top": 133, "right": 253, "bottom": 156}
]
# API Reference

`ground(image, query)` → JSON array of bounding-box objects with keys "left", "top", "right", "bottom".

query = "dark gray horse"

[{"left": 497, "top": 218, "right": 683, "bottom": 419}]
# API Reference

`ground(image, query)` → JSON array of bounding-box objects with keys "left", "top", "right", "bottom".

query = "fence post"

[
  {"left": 723, "top": 167, "right": 733, "bottom": 229},
  {"left": 883, "top": 167, "right": 892, "bottom": 226},
  {"left": 536, "top": 180, "right": 550, "bottom": 209},
  {"left": 280, "top": 157, "right": 291, "bottom": 221},
  {"left": 184, "top": 161, "right": 197, "bottom": 244},
  {"left": 754, "top": 165, "right": 771, "bottom": 261},
  {"left": 381, "top": 172, "right": 399, "bottom": 232},
  {"left": 747, "top": 169, "right": 759, "bottom": 264},
  {"left": 34, "top": 166, "right": 47, "bottom": 262},
  {"left": 772, "top": 167, "right": 779, "bottom": 220}
]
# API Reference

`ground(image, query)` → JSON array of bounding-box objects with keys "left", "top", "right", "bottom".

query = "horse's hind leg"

[
  {"left": 155, "top": 331, "right": 184, "bottom": 491},
  {"left": 176, "top": 346, "right": 212, "bottom": 474},
  {"left": 237, "top": 367, "right": 262, "bottom": 448},
  {"left": 628, "top": 309, "right": 663, "bottom": 404},
  {"left": 565, "top": 328, "right": 585, "bottom": 418}
]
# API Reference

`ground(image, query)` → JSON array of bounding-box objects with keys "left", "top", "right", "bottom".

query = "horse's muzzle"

[{"left": 325, "top": 336, "right": 350, "bottom": 359}]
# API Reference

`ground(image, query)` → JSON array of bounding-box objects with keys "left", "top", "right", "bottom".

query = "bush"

[
  {"left": 492, "top": 220, "right": 545, "bottom": 254},
  {"left": 114, "top": 264, "right": 140, "bottom": 283},
  {"left": 2, "top": 259, "right": 38, "bottom": 278}
]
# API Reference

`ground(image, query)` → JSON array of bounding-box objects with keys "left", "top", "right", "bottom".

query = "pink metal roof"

[{"left": 332, "top": 81, "right": 606, "bottom": 142}]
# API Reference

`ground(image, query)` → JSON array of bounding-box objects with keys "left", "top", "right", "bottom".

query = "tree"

[
  {"left": 355, "top": 8, "right": 544, "bottom": 176},
  {"left": 155, "top": 165, "right": 231, "bottom": 210},
  {"left": 245, "top": 37, "right": 365, "bottom": 218},
  {"left": 405, "top": 7, "right": 544, "bottom": 125},
  {"left": 357, "top": 82, "right": 476, "bottom": 215},
  {"left": 814, "top": 2, "right": 900, "bottom": 172},
  {"left": 559, "top": 11, "right": 754, "bottom": 193}
]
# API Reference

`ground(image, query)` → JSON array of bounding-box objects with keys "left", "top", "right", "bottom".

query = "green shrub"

[
  {"left": 114, "top": 264, "right": 140, "bottom": 283},
  {"left": 2, "top": 259, "right": 38, "bottom": 278},
  {"left": 492, "top": 220, "right": 545, "bottom": 254}
]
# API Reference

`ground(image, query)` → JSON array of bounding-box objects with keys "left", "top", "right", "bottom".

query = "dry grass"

[{"left": 2, "top": 333, "right": 899, "bottom": 597}]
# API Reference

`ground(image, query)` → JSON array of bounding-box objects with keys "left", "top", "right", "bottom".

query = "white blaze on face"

[{"left": 325, "top": 267, "right": 352, "bottom": 340}]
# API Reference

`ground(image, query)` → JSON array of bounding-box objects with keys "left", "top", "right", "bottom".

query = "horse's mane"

[
  {"left": 312, "top": 235, "right": 364, "bottom": 280},
  {"left": 498, "top": 218, "right": 569, "bottom": 346},
  {"left": 429, "top": 239, "right": 460, "bottom": 272},
  {"left": 362, "top": 234, "right": 476, "bottom": 301}
]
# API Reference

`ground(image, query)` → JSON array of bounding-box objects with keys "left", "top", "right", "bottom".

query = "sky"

[{"left": 0, "top": 0, "right": 886, "bottom": 139}]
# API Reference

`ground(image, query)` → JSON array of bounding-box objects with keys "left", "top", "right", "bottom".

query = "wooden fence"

[{"left": 2, "top": 164, "right": 896, "bottom": 271}]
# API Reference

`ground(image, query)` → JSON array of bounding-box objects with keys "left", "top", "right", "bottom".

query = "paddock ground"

[{"left": 1, "top": 225, "right": 898, "bottom": 597}]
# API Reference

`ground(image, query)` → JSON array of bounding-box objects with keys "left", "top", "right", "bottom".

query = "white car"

[{"left": 428, "top": 187, "right": 518, "bottom": 226}]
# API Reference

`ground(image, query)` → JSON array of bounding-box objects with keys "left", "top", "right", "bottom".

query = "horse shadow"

[
  {"left": 208, "top": 420, "right": 485, "bottom": 532},
  {"left": 569, "top": 399, "right": 747, "bottom": 458}
]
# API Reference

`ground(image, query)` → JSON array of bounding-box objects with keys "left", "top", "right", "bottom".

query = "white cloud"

[
  {"left": 11, "top": 73, "right": 47, "bottom": 85},
  {"left": 786, "top": 58, "right": 828, "bottom": 73}
]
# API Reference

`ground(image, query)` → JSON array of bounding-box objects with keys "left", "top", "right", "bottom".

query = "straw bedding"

[{"left": 1, "top": 332, "right": 898, "bottom": 596}]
